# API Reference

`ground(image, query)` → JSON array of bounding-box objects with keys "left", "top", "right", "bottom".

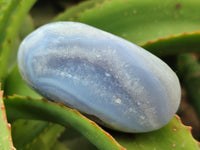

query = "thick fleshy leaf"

[
  {"left": 0, "top": 86, "right": 15, "bottom": 150},
  {"left": 0, "top": 0, "right": 21, "bottom": 44},
  {"left": 53, "top": 0, "right": 105, "bottom": 22},
  {"left": 141, "top": 31, "right": 200, "bottom": 56},
  {"left": 53, "top": 0, "right": 200, "bottom": 53},
  {"left": 55, "top": 0, "right": 200, "bottom": 42},
  {"left": 4, "top": 95, "right": 200, "bottom": 150},
  {"left": 4, "top": 65, "right": 41, "bottom": 98},
  {"left": 113, "top": 116, "right": 200, "bottom": 149},
  {"left": 0, "top": 0, "right": 36, "bottom": 84},
  {"left": 59, "top": 128, "right": 98, "bottom": 150},
  {"left": 1, "top": 0, "right": 200, "bottom": 149},
  {"left": 4, "top": 96, "right": 125, "bottom": 150},
  {"left": 11, "top": 120, "right": 49, "bottom": 148},
  {"left": 21, "top": 123, "right": 65, "bottom": 150},
  {"left": 3, "top": 13, "right": 40, "bottom": 97}
]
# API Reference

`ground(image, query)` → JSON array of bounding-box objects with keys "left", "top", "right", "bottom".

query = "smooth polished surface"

[{"left": 18, "top": 22, "right": 181, "bottom": 133}]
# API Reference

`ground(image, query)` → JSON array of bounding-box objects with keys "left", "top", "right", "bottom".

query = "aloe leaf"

[
  {"left": 6, "top": 37, "right": 20, "bottom": 73},
  {"left": 38, "top": 123, "right": 65, "bottom": 150},
  {"left": 4, "top": 95, "right": 200, "bottom": 150},
  {"left": 0, "top": 0, "right": 21, "bottom": 44},
  {"left": 53, "top": 0, "right": 200, "bottom": 47},
  {"left": 59, "top": 128, "right": 98, "bottom": 150},
  {"left": 11, "top": 120, "right": 49, "bottom": 149},
  {"left": 4, "top": 65, "right": 41, "bottom": 98},
  {"left": 0, "top": 86, "right": 15, "bottom": 150},
  {"left": 3, "top": 13, "right": 39, "bottom": 98},
  {"left": 112, "top": 115, "right": 200, "bottom": 149},
  {"left": 3, "top": 15, "right": 34, "bottom": 73},
  {"left": 4, "top": 96, "right": 126, "bottom": 150},
  {"left": 0, "top": 0, "right": 36, "bottom": 84},
  {"left": 141, "top": 31, "right": 200, "bottom": 56},
  {"left": 53, "top": 0, "right": 104, "bottom": 22},
  {"left": 22, "top": 123, "right": 65, "bottom": 150}
]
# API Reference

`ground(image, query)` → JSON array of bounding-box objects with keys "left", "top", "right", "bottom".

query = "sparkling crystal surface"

[{"left": 18, "top": 22, "right": 181, "bottom": 133}]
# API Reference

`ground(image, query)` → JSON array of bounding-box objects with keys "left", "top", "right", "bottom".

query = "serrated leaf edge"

[
  {"left": 174, "top": 115, "right": 200, "bottom": 147},
  {"left": 141, "top": 30, "right": 200, "bottom": 47},
  {"left": 0, "top": 85, "right": 16, "bottom": 150},
  {"left": 4, "top": 95, "right": 126, "bottom": 150}
]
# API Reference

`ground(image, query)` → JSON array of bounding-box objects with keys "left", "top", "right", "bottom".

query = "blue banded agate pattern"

[{"left": 18, "top": 22, "right": 181, "bottom": 133}]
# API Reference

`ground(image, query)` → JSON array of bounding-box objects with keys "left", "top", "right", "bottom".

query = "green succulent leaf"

[
  {"left": 21, "top": 122, "right": 65, "bottom": 150},
  {"left": 113, "top": 115, "right": 200, "bottom": 149},
  {"left": 3, "top": 95, "right": 200, "bottom": 150},
  {"left": 4, "top": 65, "right": 41, "bottom": 98},
  {"left": 0, "top": 0, "right": 21, "bottom": 44},
  {"left": 11, "top": 120, "right": 49, "bottom": 149},
  {"left": 0, "top": 0, "right": 36, "bottom": 84},
  {"left": 3, "top": 13, "right": 39, "bottom": 97},
  {"left": 141, "top": 31, "right": 200, "bottom": 56},
  {"left": 53, "top": 0, "right": 105, "bottom": 22},
  {"left": 1, "top": 0, "right": 200, "bottom": 150},
  {"left": 0, "top": 87, "right": 15, "bottom": 150},
  {"left": 54, "top": 0, "right": 200, "bottom": 54},
  {"left": 4, "top": 96, "right": 125, "bottom": 150},
  {"left": 59, "top": 128, "right": 98, "bottom": 150}
]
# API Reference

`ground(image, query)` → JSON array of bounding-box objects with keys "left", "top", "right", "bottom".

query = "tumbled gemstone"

[{"left": 18, "top": 22, "right": 181, "bottom": 133}]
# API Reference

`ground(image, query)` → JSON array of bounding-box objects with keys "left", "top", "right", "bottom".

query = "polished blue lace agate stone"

[{"left": 18, "top": 22, "right": 181, "bottom": 133}]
